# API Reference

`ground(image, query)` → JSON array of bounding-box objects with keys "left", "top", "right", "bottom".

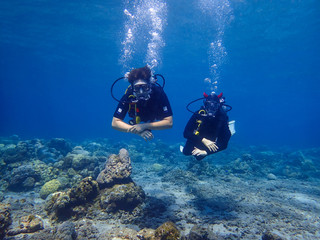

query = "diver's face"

[
  {"left": 204, "top": 100, "right": 219, "bottom": 117},
  {"left": 133, "top": 79, "right": 151, "bottom": 100}
]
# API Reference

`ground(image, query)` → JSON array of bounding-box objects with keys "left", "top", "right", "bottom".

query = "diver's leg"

[
  {"left": 182, "top": 141, "right": 194, "bottom": 156},
  {"left": 195, "top": 155, "right": 206, "bottom": 161}
]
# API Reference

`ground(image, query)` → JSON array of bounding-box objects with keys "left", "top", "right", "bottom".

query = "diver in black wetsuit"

[
  {"left": 112, "top": 66, "right": 173, "bottom": 141},
  {"left": 182, "top": 92, "right": 233, "bottom": 160}
]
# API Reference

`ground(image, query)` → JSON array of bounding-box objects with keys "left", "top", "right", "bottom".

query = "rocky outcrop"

[
  {"left": 100, "top": 182, "right": 145, "bottom": 212},
  {"left": 44, "top": 149, "right": 145, "bottom": 221},
  {"left": 47, "top": 138, "right": 72, "bottom": 157},
  {"left": 262, "top": 231, "right": 284, "bottom": 240},
  {"left": 40, "top": 179, "right": 62, "bottom": 199},
  {"left": 0, "top": 204, "right": 11, "bottom": 240},
  {"left": 154, "top": 221, "right": 180, "bottom": 240},
  {"left": 68, "top": 176, "right": 99, "bottom": 205},
  {"left": 7, "top": 215, "right": 44, "bottom": 236},
  {"left": 137, "top": 228, "right": 156, "bottom": 240},
  {"left": 2, "top": 142, "right": 31, "bottom": 164},
  {"left": 45, "top": 177, "right": 99, "bottom": 220},
  {"left": 96, "top": 148, "right": 132, "bottom": 188},
  {"left": 8, "top": 165, "right": 40, "bottom": 191},
  {"left": 96, "top": 148, "right": 145, "bottom": 214},
  {"left": 55, "top": 221, "right": 77, "bottom": 240},
  {"left": 187, "top": 225, "right": 210, "bottom": 240}
]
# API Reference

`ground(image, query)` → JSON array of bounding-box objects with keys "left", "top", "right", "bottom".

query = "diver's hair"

[{"left": 127, "top": 66, "right": 151, "bottom": 84}]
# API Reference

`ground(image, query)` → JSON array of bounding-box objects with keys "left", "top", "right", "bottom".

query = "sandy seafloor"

[{"left": 0, "top": 137, "right": 320, "bottom": 240}]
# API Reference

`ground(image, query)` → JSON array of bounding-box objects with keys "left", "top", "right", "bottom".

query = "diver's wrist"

[{"left": 142, "top": 123, "right": 151, "bottom": 130}]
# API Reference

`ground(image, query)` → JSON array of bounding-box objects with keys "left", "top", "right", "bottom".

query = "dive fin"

[
  {"left": 180, "top": 145, "right": 184, "bottom": 153},
  {"left": 228, "top": 120, "right": 236, "bottom": 136}
]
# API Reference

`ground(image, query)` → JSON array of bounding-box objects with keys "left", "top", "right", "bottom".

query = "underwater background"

[
  {"left": 0, "top": 0, "right": 319, "bottom": 149},
  {"left": 1, "top": 1, "right": 320, "bottom": 239}
]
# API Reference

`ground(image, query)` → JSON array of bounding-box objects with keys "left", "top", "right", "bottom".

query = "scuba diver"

[
  {"left": 111, "top": 66, "right": 173, "bottom": 141},
  {"left": 182, "top": 92, "right": 235, "bottom": 160}
]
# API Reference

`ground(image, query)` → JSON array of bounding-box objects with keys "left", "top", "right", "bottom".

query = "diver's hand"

[
  {"left": 202, "top": 138, "right": 219, "bottom": 152},
  {"left": 192, "top": 147, "right": 207, "bottom": 157},
  {"left": 138, "top": 130, "right": 154, "bottom": 141},
  {"left": 128, "top": 124, "right": 147, "bottom": 134}
]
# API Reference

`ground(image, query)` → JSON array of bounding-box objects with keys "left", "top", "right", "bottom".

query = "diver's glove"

[
  {"left": 192, "top": 147, "right": 207, "bottom": 157},
  {"left": 201, "top": 138, "right": 219, "bottom": 152}
]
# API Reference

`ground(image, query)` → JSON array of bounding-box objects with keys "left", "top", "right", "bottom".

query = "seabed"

[{"left": 0, "top": 136, "right": 319, "bottom": 240}]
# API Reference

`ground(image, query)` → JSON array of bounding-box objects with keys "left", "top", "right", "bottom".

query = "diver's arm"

[
  {"left": 112, "top": 117, "right": 154, "bottom": 140},
  {"left": 144, "top": 116, "right": 173, "bottom": 130},
  {"left": 128, "top": 116, "right": 173, "bottom": 134},
  {"left": 111, "top": 117, "right": 133, "bottom": 132}
]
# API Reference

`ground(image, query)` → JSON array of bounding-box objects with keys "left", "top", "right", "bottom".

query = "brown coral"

[
  {"left": 155, "top": 222, "right": 180, "bottom": 240},
  {"left": 100, "top": 182, "right": 145, "bottom": 212},
  {"left": 7, "top": 215, "right": 44, "bottom": 236},
  {"left": 0, "top": 203, "right": 12, "bottom": 240},
  {"left": 96, "top": 148, "right": 132, "bottom": 188}
]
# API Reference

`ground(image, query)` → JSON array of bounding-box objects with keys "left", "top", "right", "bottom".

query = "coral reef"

[
  {"left": 62, "top": 146, "right": 91, "bottom": 170},
  {"left": 4, "top": 221, "right": 77, "bottom": 240},
  {"left": 7, "top": 215, "right": 44, "bottom": 236},
  {"left": 2, "top": 142, "right": 31, "bottom": 164},
  {"left": 45, "top": 177, "right": 99, "bottom": 221},
  {"left": 100, "top": 182, "right": 145, "bottom": 212},
  {"left": 187, "top": 225, "right": 210, "bottom": 240},
  {"left": 1, "top": 136, "right": 320, "bottom": 239},
  {"left": 137, "top": 228, "right": 156, "bottom": 240},
  {"left": 40, "top": 179, "right": 62, "bottom": 199},
  {"left": 47, "top": 138, "right": 72, "bottom": 157},
  {"left": 262, "top": 231, "right": 284, "bottom": 240},
  {"left": 155, "top": 221, "right": 180, "bottom": 240},
  {"left": 100, "top": 226, "right": 139, "bottom": 240},
  {"left": 95, "top": 148, "right": 145, "bottom": 216},
  {"left": 68, "top": 176, "right": 99, "bottom": 205},
  {"left": 45, "top": 191, "right": 72, "bottom": 221},
  {"left": 55, "top": 221, "right": 77, "bottom": 240},
  {"left": 96, "top": 148, "right": 132, "bottom": 188},
  {"left": 8, "top": 165, "right": 40, "bottom": 191},
  {"left": 43, "top": 148, "right": 145, "bottom": 223},
  {"left": 0, "top": 204, "right": 11, "bottom": 240}
]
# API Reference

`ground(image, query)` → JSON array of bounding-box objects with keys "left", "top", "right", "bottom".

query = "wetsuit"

[
  {"left": 183, "top": 107, "right": 231, "bottom": 160},
  {"left": 113, "top": 85, "right": 173, "bottom": 123}
]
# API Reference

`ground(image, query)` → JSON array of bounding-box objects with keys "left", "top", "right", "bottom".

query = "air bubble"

[
  {"left": 119, "top": 0, "right": 167, "bottom": 71},
  {"left": 204, "top": 78, "right": 211, "bottom": 83},
  {"left": 198, "top": 0, "right": 233, "bottom": 91}
]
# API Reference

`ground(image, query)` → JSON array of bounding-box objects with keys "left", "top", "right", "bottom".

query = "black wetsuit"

[
  {"left": 113, "top": 85, "right": 173, "bottom": 123},
  {"left": 183, "top": 107, "right": 231, "bottom": 160}
]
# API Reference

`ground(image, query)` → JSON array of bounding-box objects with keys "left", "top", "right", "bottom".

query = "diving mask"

[
  {"left": 133, "top": 79, "right": 152, "bottom": 100},
  {"left": 204, "top": 93, "right": 220, "bottom": 117}
]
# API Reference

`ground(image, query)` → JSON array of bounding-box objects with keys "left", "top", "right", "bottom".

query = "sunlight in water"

[{"left": 120, "top": 0, "right": 167, "bottom": 72}]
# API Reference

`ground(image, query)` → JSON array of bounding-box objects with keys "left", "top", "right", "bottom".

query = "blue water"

[{"left": 0, "top": 0, "right": 319, "bottom": 148}]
